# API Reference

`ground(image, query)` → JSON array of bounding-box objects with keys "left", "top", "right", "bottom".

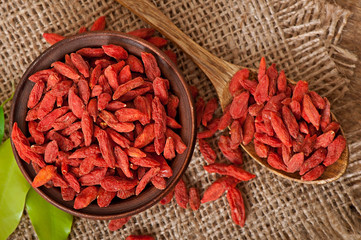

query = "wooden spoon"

[{"left": 116, "top": 0, "right": 349, "bottom": 184}]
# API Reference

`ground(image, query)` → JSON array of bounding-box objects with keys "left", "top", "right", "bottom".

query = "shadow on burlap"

[{"left": 1, "top": 0, "right": 361, "bottom": 239}]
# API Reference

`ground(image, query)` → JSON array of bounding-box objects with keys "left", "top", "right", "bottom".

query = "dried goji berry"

[
  {"left": 100, "top": 176, "right": 138, "bottom": 192},
  {"left": 30, "top": 144, "right": 46, "bottom": 154},
  {"left": 150, "top": 175, "right": 166, "bottom": 190},
  {"left": 44, "top": 140, "right": 58, "bottom": 163},
  {"left": 320, "top": 97, "right": 331, "bottom": 132},
  {"left": 189, "top": 187, "right": 200, "bottom": 211},
  {"left": 61, "top": 187, "right": 76, "bottom": 201},
  {"left": 242, "top": 113, "right": 255, "bottom": 146},
  {"left": 301, "top": 165, "right": 325, "bottom": 181},
  {"left": 43, "top": 33, "right": 65, "bottom": 45},
  {"left": 28, "top": 80, "right": 45, "bottom": 109},
  {"left": 308, "top": 91, "right": 325, "bottom": 110},
  {"left": 281, "top": 105, "right": 299, "bottom": 139},
  {"left": 90, "top": 16, "right": 106, "bottom": 31},
  {"left": 141, "top": 52, "right": 161, "bottom": 81},
  {"left": 77, "top": 48, "right": 105, "bottom": 58},
  {"left": 127, "top": 28, "right": 155, "bottom": 39},
  {"left": 299, "top": 121, "right": 309, "bottom": 134},
  {"left": 266, "top": 63, "right": 278, "bottom": 97},
  {"left": 95, "top": 128, "right": 116, "bottom": 168},
  {"left": 254, "top": 74, "right": 269, "bottom": 104},
  {"left": 28, "top": 69, "right": 54, "bottom": 83},
  {"left": 202, "top": 98, "right": 218, "bottom": 127},
  {"left": 74, "top": 186, "right": 98, "bottom": 209},
  {"left": 48, "top": 131, "right": 74, "bottom": 152},
  {"left": 201, "top": 179, "right": 226, "bottom": 204},
  {"left": 229, "top": 69, "right": 248, "bottom": 96},
  {"left": 248, "top": 103, "right": 264, "bottom": 117},
  {"left": 198, "top": 139, "right": 216, "bottom": 164},
  {"left": 37, "top": 106, "right": 69, "bottom": 132},
  {"left": 163, "top": 137, "right": 176, "bottom": 160},
  {"left": 126, "top": 54, "right": 144, "bottom": 73},
  {"left": 136, "top": 167, "right": 160, "bottom": 195},
  {"left": 164, "top": 49, "right": 177, "bottom": 64},
  {"left": 79, "top": 155, "right": 96, "bottom": 176},
  {"left": 322, "top": 122, "right": 339, "bottom": 135},
  {"left": 68, "top": 86, "right": 85, "bottom": 118},
  {"left": 37, "top": 91, "right": 57, "bottom": 119},
  {"left": 218, "top": 135, "right": 243, "bottom": 164},
  {"left": 117, "top": 188, "right": 135, "bottom": 199},
  {"left": 50, "top": 80, "right": 73, "bottom": 97},
  {"left": 303, "top": 94, "right": 320, "bottom": 130},
  {"left": 102, "top": 44, "right": 128, "bottom": 60},
  {"left": 160, "top": 189, "right": 174, "bottom": 204},
  {"left": 217, "top": 104, "right": 232, "bottom": 131},
  {"left": 230, "top": 91, "right": 249, "bottom": 119},
  {"left": 258, "top": 57, "right": 266, "bottom": 81},
  {"left": 81, "top": 111, "right": 93, "bottom": 146},
  {"left": 78, "top": 167, "right": 107, "bottom": 186},
  {"left": 97, "top": 187, "right": 116, "bottom": 208},
  {"left": 125, "top": 235, "right": 154, "bottom": 240},
  {"left": 118, "top": 64, "right": 131, "bottom": 84},
  {"left": 267, "top": 152, "right": 287, "bottom": 171},
  {"left": 277, "top": 70, "right": 287, "bottom": 93},
  {"left": 108, "top": 216, "right": 132, "bottom": 231},
  {"left": 32, "top": 165, "right": 57, "bottom": 187},
  {"left": 70, "top": 53, "right": 89, "bottom": 78},
  {"left": 299, "top": 148, "right": 327, "bottom": 175},
  {"left": 51, "top": 61, "right": 80, "bottom": 81},
  {"left": 147, "top": 36, "right": 168, "bottom": 48},
  {"left": 113, "top": 77, "right": 145, "bottom": 100},
  {"left": 203, "top": 163, "right": 256, "bottom": 181},
  {"left": 153, "top": 77, "right": 169, "bottom": 105},
  {"left": 28, "top": 121, "right": 45, "bottom": 145},
  {"left": 78, "top": 26, "right": 87, "bottom": 33},
  {"left": 289, "top": 100, "right": 301, "bottom": 120},
  {"left": 226, "top": 187, "right": 246, "bottom": 227},
  {"left": 323, "top": 135, "right": 346, "bottom": 166},
  {"left": 129, "top": 156, "right": 160, "bottom": 168},
  {"left": 254, "top": 132, "right": 282, "bottom": 148},
  {"left": 122, "top": 147, "right": 144, "bottom": 158},
  {"left": 292, "top": 80, "right": 308, "bottom": 102},
  {"left": 174, "top": 178, "right": 188, "bottom": 209},
  {"left": 166, "top": 128, "right": 187, "bottom": 154},
  {"left": 286, "top": 152, "right": 304, "bottom": 173},
  {"left": 314, "top": 130, "right": 335, "bottom": 149},
  {"left": 269, "top": 111, "right": 292, "bottom": 147},
  {"left": 254, "top": 139, "right": 268, "bottom": 158},
  {"left": 63, "top": 172, "right": 81, "bottom": 193}
]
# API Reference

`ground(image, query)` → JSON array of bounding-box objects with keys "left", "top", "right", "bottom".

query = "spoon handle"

[{"left": 116, "top": 0, "right": 239, "bottom": 100}]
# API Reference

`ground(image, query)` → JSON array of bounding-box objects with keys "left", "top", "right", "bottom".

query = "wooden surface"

[{"left": 328, "top": 0, "right": 361, "bottom": 84}]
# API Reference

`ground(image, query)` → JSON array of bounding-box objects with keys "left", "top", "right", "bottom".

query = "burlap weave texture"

[{"left": 1, "top": 0, "right": 361, "bottom": 239}]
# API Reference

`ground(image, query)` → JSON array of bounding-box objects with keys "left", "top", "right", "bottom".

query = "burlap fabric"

[{"left": 2, "top": 0, "right": 361, "bottom": 239}]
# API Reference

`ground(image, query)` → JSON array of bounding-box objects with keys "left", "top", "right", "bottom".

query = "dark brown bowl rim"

[{"left": 9, "top": 31, "right": 196, "bottom": 220}]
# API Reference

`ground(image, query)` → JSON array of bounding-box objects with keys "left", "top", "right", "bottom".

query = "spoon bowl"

[{"left": 117, "top": 0, "right": 349, "bottom": 184}]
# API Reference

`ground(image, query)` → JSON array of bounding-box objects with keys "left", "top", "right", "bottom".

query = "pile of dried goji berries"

[
  {"left": 187, "top": 89, "right": 255, "bottom": 227},
  {"left": 225, "top": 57, "right": 346, "bottom": 180},
  {"left": 10, "top": 15, "right": 347, "bottom": 237},
  {"left": 11, "top": 16, "right": 187, "bottom": 216}
]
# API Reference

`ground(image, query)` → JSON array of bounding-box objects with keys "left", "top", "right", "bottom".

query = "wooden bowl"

[{"left": 9, "top": 32, "right": 196, "bottom": 220}]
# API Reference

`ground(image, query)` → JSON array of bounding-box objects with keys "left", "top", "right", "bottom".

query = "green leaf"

[
  {"left": 0, "top": 107, "right": 4, "bottom": 143},
  {"left": 0, "top": 139, "right": 30, "bottom": 240},
  {"left": 26, "top": 188, "right": 73, "bottom": 240}
]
